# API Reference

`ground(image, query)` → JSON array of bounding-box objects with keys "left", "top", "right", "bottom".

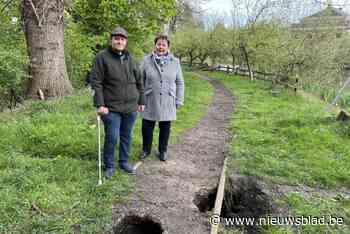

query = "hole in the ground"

[
  {"left": 221, "top": 176, "right": 272, "bottom": 218},
  {"left": 194, "top": 176, "right": 273, "bottom": 234},
  {"left": 114, "top": 215, "right": 164, "bottom": 234},
  {"left": 193, "top": 187, "right": 217, "bottom": 212}
]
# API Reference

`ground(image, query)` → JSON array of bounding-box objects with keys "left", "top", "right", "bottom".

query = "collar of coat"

[
  {"left": 150, "top": 52, "right": 175, "bottom": 63},
  {"left": 153, "top": 52, "right": 171, "bottom": 67},
  {"left": 108, "top": 47, "right": 129, "bottom": 60}
]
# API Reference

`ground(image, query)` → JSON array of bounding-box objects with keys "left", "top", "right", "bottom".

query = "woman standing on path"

[{"left": 140, "top": 34, "right": 184, "bottom": 161}]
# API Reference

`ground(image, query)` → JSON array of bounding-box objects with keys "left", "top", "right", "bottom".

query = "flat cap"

[{"left": 111, "top": 26, "right": 128, "bottom": 38}]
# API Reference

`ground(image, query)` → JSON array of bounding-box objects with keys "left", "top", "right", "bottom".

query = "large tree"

[
  {"left": 73, "top": 0, "right": 176, "bottom": 56},
  {"left": 22, "top": 0, "right": 73, "bottom": 99}
]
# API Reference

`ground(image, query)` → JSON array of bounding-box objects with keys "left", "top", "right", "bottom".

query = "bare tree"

[{"left": 169, "top": 0, "right": 208, "bottom": 32}]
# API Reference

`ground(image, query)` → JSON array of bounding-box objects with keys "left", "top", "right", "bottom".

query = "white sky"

[
  {"left": 202, "top": 0, "right": 350, "bottom": 15},
  {"left": 202, "top": 0, "right": 233, "bottom": 15},
  {"left": 201, "top": 0, "right": 350, "bottom": 25}
]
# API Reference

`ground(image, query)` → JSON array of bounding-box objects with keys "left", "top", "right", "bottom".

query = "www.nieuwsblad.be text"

[{"left": 209, "top": 214, "right": 344, "bottom": 227}]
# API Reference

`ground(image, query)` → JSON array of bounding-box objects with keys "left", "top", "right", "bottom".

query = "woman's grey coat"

[{"left": 141, "top": 53, "right": 184, "bottom": 121}]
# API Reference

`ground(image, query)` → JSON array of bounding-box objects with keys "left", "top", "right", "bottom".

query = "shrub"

[
  {"left": 0, "top": 9, "right": 28, "bottom": 110},
  {"left": 64, "top": 21, "right": 96, "bottom": 88}
]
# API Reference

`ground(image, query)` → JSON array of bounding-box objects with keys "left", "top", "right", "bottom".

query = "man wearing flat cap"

[{"left": 90, "top": 26, "right": 145, "bottom": 177}]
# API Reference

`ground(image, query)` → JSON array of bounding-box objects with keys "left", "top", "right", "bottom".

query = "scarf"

[{"left": 153, "top": 52, "right": 171, "bottom": 67}]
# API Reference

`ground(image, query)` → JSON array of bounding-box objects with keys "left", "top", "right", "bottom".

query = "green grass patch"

[
  {"left": 205, "top": 71, "right": 350, "bottom": 189},
  {"left": 0, "top": 72, "right": 213, "bottom": 233},
  {"left": 267, "top": 192, "right": 350, "bottom": 234},
  {"left": 209, "top": 72, "right": 350, "bottom": 234},
  {"left": 206, "top": 71, "right": 350, "bottom": 234}
]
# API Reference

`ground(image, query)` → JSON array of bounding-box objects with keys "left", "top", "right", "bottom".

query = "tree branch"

[
  {"left": 251, "top": 1, "right": 270, "bottom": 25},
  {"left": 0, "top": 0, "right": 15, "bottom": 13},
  {"left": 28, "top": 0, "right": 42, "bottom": 27}
]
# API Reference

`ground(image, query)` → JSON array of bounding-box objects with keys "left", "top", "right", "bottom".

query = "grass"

[
  {"left": 204, "top": 71, "right": 350, "bottom": 234},
  {"left": 206, "top": 71, "right": 350, "bottom": 188},
  {"left": 0, "top": 72, "right": 213, "bottom": 233},
  {"left": 278, "top": 192, "right": 350, "bottom": 234}
]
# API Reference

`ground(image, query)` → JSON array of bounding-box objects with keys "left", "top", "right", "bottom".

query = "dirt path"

[{"left": 111, "top": 75, "right": 234, "bottom": 234}]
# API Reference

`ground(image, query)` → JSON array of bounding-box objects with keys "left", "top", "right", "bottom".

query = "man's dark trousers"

[{"left": 101, "top": 111, "right": 137, "bottom": 169}]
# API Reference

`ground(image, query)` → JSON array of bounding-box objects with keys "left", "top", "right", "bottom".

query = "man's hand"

[
  {"left": 138, "top": 105, "right": 145, "bottom": 112},
  {"left": 97, "top": 106, "right": 109, "bottom": 115}
]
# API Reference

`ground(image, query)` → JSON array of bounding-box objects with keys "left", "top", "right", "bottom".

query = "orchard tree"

[
  {"left": 207, "top": 22, "right": 228, "bottom": 66},
  {"left": 172, "top": 22, "right": 204, "bottom": 67}
]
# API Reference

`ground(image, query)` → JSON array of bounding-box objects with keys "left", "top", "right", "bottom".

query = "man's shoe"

[
  {"left": 159, "top": 152, "right": 168, "bottom": 161},
  {"left": 140, "top": 151, "right": 150, "bottom": 160},
  {"left": 105, "top": 168, "right": 115, "bottom": 179},
  {"left": 120, "top": 163, "right": 136, "bottom": 174}
]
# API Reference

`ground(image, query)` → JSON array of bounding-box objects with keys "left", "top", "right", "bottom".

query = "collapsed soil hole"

[
  {"left": 194, "top": 176, "right": 273, "bottom": 233},
  {"left": 193, "top": 187, "right": 217, "bottom": 212},
  {"left": 114, "top": 215, "right": 164, "bottom": 234}
]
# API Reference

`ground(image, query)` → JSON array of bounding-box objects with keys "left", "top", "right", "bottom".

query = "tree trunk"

[
  {"left": 199, "top": 54, "right": 208, "bottom": 67},
  {"left": 231, "top": 53, "right": 235, "bottom": 68},
  {"left": 188, "top": 52, "right": 193, "bottom": 67},
  {"left": 240, "top": 44, "right": 254, "bottom": 81},
  {"left": 231, "top": 53, "right": 236, "bottom": 74},
  {"left": 22, "top": 0, "right": 73, "bottom": 99}
]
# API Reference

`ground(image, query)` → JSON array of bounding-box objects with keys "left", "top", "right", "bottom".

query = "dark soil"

[
  {"left": 222, "top": 175, "right": 274, "bottom": 234},
  {"left": 114, "top": 215, "right": 164, "bottom": 234},
  {"left": 193, "top": 175, "right": 275, "bottom": 234}
]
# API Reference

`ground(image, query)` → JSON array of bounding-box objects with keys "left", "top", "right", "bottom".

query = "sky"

[
  {"left": 202, "top": 0, "right": 350, "bottom": 12},
  {"left": 202, "top": 0, "right": 233, "bottom": 15},
  {"left": 201, "top": 0, "right": 350, "bottom": 25}
]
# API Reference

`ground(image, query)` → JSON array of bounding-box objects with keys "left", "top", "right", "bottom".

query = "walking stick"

[{"left": 97, "top": 115, "right": 102, "bottom": 186}]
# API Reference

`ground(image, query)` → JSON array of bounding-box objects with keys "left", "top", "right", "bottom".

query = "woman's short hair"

[{"left": 154, "top": 33, "right": 170, "bottom": 46}]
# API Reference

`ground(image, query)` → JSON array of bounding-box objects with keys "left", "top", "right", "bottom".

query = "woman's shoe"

[
  {"left": 140, "top": 151, "right": 151, "bottom": 160},
  {"left": 159, "top": 152, "right": 167, "bottom": 161}
]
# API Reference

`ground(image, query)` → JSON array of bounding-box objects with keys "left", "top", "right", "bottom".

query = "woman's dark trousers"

[{"left": 142, "top": 119, "right": 171, "bottom": 154}]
